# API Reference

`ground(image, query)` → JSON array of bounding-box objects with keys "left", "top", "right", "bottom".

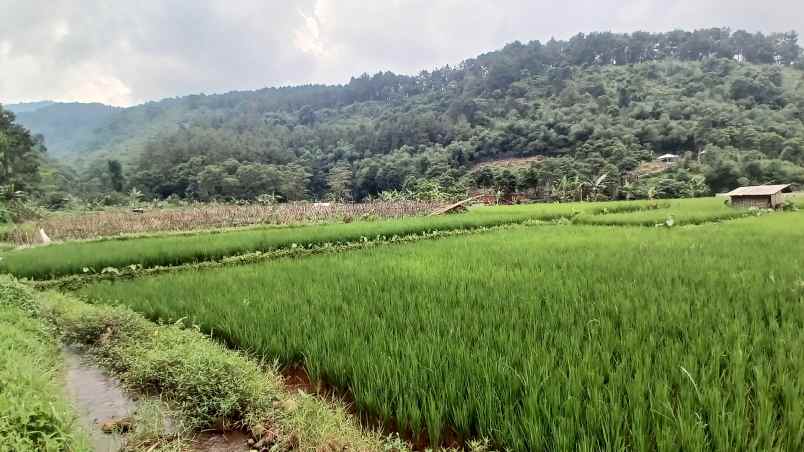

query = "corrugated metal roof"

[{"left": 725, "top": 184, "right": 792, "bottom": 196}]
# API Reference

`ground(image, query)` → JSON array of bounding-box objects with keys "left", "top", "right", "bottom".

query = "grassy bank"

[
  {"left": 81, "top": 213, "right": 804, "bottom": 450},
  {"left": 0, "top": 279, "right": 88, "bottom": 451},
  {"left": 0, "top": 199, "right": 735, "bottom": 280},
  {"left": 20, "top": 281, "right": 391, "bottom": 451}
]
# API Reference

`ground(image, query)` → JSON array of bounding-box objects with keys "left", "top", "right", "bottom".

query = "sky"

[{"left": 1, "top": 0, "right": 801, "bottom": 107}]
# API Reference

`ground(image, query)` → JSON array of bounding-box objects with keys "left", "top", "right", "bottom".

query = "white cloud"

[{"left": 0, "top": 0, "right": 801, "bottom": 106}]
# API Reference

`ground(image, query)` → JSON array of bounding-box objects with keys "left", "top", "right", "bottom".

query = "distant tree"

[
  {"left": 474, "top": 167, "right": 496, "bottom": 188},
  {"left": 107, "top": 160, "right": 125, "bottom": 192},
  {"left": 496, "top": 169, "right": 518, "bottom": 194},
  {"left": 0, "top": 105, "right": 45, "bottom": 191},
  {"left": 327, "top": 163, "right": 354, "bottom": 201}
]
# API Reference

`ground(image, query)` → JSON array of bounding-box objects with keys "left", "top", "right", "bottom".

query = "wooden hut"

[{"left": 725, "top": 184, "right": 792, "bottom": 209}]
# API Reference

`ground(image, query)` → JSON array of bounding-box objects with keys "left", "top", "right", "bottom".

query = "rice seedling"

[
  {"left": 80, "top": 212, "right": 804, "bottom": 450},
  {"left": 575, "top": 197, "right": 752, "bottom": 226}
]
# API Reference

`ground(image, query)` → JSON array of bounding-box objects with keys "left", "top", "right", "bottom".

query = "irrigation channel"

[{"left": 62, "top": 347, "right": 250, "bottom": 452}]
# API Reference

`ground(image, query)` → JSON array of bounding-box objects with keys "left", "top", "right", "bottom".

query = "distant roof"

[
  {"left": 725, "top": 184, "right": 792, "bottom": 196},
  {"left": 656, "top": 153, "right": 680, "bottom": 160}
]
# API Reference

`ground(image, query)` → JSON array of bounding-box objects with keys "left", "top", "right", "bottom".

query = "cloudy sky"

[{"left": 1, "top": 0, "right": 801, "bottom": 107}]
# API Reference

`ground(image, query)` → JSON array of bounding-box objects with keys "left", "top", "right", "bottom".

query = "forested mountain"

[
  {"left": 12, "top": 103, "right": 121, "bottom": 158},
  {"left": 10, "top": 28, "right": 804, "bottom": 203},
  {"left": 5, "top": 101, "right": 56, "bottom": 114}
]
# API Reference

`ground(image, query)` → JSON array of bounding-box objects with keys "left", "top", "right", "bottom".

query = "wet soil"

[
  {"left": 280, "top": 365, "right": 465, "bottom": 451},
  {"left": 189, "top": 431, "right": 251, "bottom": 452}
]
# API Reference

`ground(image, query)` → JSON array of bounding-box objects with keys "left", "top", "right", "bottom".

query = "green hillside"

[{"left": 6, "top": 28, "right": 804, "bottom": 202}]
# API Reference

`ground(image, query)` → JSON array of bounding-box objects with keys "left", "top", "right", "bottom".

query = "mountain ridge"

[{"left": 4, "top": 27, "right": 804, "bottom": 202}]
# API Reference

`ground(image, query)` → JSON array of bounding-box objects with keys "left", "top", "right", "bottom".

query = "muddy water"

[{"left": 62, "top": 347, "right": 135, "bottom": 452}]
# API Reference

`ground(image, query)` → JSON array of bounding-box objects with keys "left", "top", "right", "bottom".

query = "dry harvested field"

[{"left": 5, "top": 200, "right": 440, "bottom": 245}]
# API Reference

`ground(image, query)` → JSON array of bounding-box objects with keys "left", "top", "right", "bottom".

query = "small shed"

[
  {"left": 725, "top": 184, "right": 792, "bottom": 209},
  {"left": 656, "top": 153, "right": 680, "bottom": 164}
]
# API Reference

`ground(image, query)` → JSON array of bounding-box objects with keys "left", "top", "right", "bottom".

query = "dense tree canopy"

[
  {"left": 0, "top": 105, "right": 45, "bottom": 193},
  {"left": 11, "top": 28, "right": 804, "bottom": 203}
]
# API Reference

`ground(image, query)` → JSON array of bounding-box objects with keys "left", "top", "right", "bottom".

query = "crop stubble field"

[{"left": 71, "top": 199, "right": 804, "bottom": 450}]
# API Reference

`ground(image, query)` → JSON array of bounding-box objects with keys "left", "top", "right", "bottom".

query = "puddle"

[{"left": 62, "top": 346, "right": 136, "bottom": 452}]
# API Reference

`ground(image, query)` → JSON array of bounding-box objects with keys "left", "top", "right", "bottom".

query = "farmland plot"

[
  {"left": 1, "top": 200, "right": 659, "bottom": 280},
  {"left": 81, "top": 213, "right": 804, "bottom": 450}
]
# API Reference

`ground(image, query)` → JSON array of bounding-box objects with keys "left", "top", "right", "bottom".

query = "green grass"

[
  {"left": 0, "top": 278, "right": 89, "bottom": 451},
  {"left": 80, "top": 212, "right": 804, "bottom": 450},
  {"left": 0, "top": 200, "right": 659, "bottom": 280}
]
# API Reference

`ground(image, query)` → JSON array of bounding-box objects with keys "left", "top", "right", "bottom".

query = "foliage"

[
  {"left": 79, "top": 213, "right": 804, "bottom": 450},
  {"left": 0, "top": 105, "right": 46, "bottom": 192}
]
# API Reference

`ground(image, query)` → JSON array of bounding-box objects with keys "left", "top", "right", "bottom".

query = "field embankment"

[
  {"left": 79, "top": 212, "right": 804, "bottom": 450},
  {"left": 0, "top": 200, "right": 643, "bottom": 280}
]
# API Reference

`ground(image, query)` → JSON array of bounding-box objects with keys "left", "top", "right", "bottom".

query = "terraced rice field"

[
  {"left": 1, "top": 200, "right": 670, "bottom": 280},
  {"left": 78, "top": 207, "right": 804, "bottom": 450}
]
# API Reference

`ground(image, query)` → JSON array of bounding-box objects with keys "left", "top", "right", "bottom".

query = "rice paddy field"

[
  {"left": 72, "top": 200, "right": 804, "bottom": 451},
  {"left": 0, "top": 199, "right": 672, "bottom": 280}
]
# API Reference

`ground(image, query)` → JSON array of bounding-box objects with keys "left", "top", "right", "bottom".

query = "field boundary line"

[{"left": 34, "top": 222, "right": 528, "bottom": 291}]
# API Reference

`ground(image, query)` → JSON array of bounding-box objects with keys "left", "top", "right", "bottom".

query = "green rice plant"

[
  {"left": 1, "top": 200, "right": 653, "bottom": 280},
  {"left": 575, "top": 197, "right": 748, "bottom": 226},
  {"left": 80, "top": 213, "right": 804, "bottom": 450}
]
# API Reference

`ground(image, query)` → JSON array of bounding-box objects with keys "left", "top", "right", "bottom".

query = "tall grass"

[
  {"left": 1, "top": 200, "right": 649, "bottom": 280},
  {"left": 81, "top": 213, "right": 804, "bottom": 450}
]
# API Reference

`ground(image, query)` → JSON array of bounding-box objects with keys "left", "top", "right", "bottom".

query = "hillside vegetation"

[{"left": 6, "top": 28, "right": 804, "bottom": 204}]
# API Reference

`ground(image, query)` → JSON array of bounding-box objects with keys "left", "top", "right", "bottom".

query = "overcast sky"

[{"left": 1, "top": 0, "right": 801, "bottom": 107}]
